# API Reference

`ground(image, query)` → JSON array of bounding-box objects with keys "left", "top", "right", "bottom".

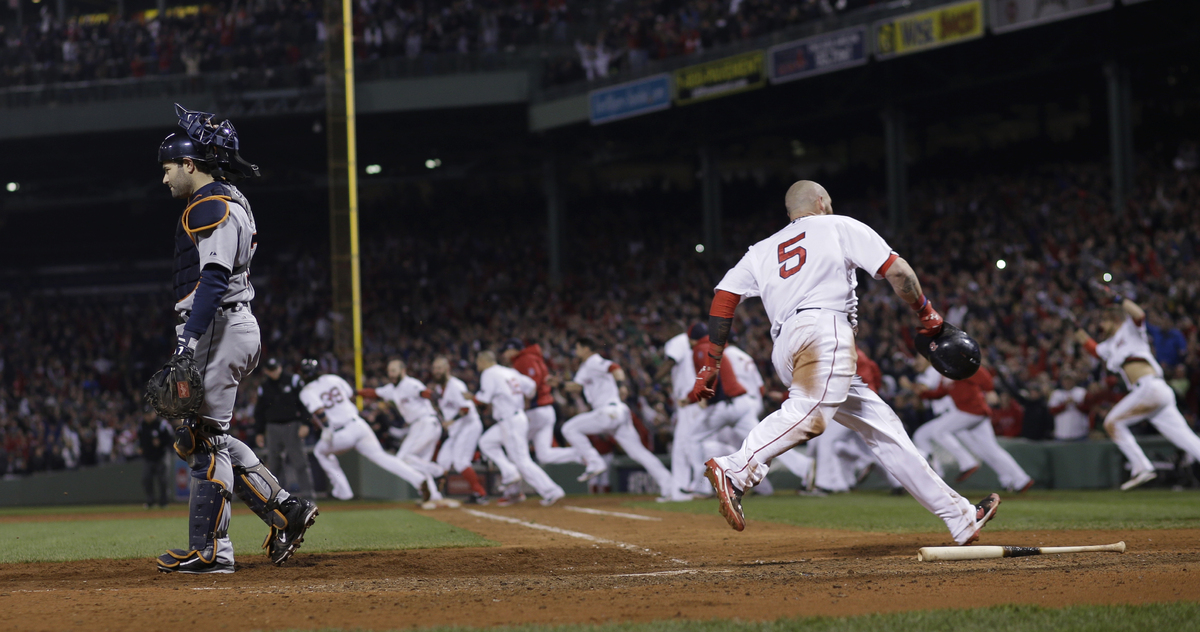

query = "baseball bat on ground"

[{"left": 917, "top": 541, "right": 1125, "bottom": 562}]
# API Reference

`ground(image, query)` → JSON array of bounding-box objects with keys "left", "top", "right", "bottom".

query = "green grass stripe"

[
  {"left": 0, "top": 507, "right": 495, "bottom": 563},
  {"left": 629, "top": 490, "right": 1200, "bottom": 533},
  {"left": 271, "top": 603, "right": 1200, "bottom": 632}
]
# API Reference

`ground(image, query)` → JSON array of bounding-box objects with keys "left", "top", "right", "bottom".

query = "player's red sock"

[{"left": 460, "top": 467, "right": 487, "bottom": 496}]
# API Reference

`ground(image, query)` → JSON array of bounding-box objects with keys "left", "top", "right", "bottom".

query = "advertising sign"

[
  {"left": 769, "top": 26, "right": 869, "bottom": 85},
  {"left": 990, "top": 0, "right": 1113, "bottom": 34},
  {"left": 588, "top": 73, "right": 672, "bottom": 125},
  {"left": 874, "top": 0, "right": 985, "bottom": 59},
  {"left": 673, "top": 50, "right": 766, "bottom": 106}
]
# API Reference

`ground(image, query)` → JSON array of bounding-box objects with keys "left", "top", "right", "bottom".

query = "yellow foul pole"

[{"left": 342, "top": 1, "right": 364, "bottom": 403}]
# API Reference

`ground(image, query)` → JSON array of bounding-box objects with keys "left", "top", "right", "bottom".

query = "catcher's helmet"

[
  {"left": 914, "top": 322, "right": 981, "bottom": 381},
  {"left": 159, "top": 103, "right": 260, "bottom": 181},
  {"left": 158, "top": 132, "right": 217, "bottom": 165},
  {"left": 299, "top": 358, "right": 320, "bottom": 381}
]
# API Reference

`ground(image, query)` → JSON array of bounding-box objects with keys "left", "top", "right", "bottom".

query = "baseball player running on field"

[
  {"left": 1073, "top": 286, "right": 1200, "bottom": 490},
  {"left": 359, "top": 359, "right": 446, "bottom": 481},
  {"left": 558, "top": 337, "right": 683, "bottom": 501},
  {"left": 659, "top": 325, "right": 705, "bottom": 499},
  {"left": 428, "top": 357, "right": 490, "bottom": 504},
  {"left": 299, "top": 360, "right": 451, "bottom": 506},
  {"left": 699, "top": 180, "right": 1000, "bottom": 545},
  {"left": 153, "top": 105, "right": 317, "bottom": 573},
  {"left": 903, "top": 365, "right": 1033, "bottom": 493},
  {"left": 475, "top": 351, "right": 566, "bottom": 506},
  {"left": 502, "top": 338, "right": 581, "bottom": 466}
]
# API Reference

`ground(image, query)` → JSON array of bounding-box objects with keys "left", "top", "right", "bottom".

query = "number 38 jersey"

[
  {"left": 715, "top": 215, "right": 896, "bottom": 338},
  {"left": 299, "top": 374, "right": 359, "bottom": 429}
]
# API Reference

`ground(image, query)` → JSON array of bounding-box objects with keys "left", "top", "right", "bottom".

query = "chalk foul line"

[
  {"left": 563, "top": 506, "right": 663, "bottom": 521},
  {"left": 461, "top": 508, "right": 683, "bottom": 563}
]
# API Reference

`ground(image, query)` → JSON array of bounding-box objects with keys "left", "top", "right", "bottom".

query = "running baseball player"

[
  {"left": 475, "top": 350, "right": 565, "bottom": 506},
  {"left": 1073, "top": 286, "right": 1200, "bottom": 490},
  {"left": 428, "top": 357, "right": 489, "bottom": 504},
  {"left": 903, "top": 364, "right": 1034, "bottom": 493},
  {"left": 151, "top": 105, "right": 317, "bottom": 574},
  {"left": 659, "top": 324, "right": 704, "bottom": 499},
  {"left": 298, "top": 359, "right": 454, "bottom": 507},
  {"left": 699, "top": 180, "right": 1000, "bottom": 545},
  {"left": 502, "top": 338, "right": 580, "bottom": 466},
  {"left": 359, "top": 359, "right": 445, "bottom": 481},
  {"left": 558, "top": 337, "right": 682, "bottom": 501}
]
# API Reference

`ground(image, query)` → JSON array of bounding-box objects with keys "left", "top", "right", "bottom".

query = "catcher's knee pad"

[
  {"left": 174, "top": 422, "right": 198, "bottom": 460},
  {"left": 233, "top": 462, "right": 288, "bottom": 529},
  {"left": 188, "top": 479, "right": 232, "bottom": 553}
]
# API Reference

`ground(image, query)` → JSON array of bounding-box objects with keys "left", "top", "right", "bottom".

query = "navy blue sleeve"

[{"left": 182, "top": 264, "right": 232, "bottom": 339}]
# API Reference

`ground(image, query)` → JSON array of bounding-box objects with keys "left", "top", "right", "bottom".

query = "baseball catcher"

[{"left": 150, "top": 104, "right": 317, "bottom": 573}]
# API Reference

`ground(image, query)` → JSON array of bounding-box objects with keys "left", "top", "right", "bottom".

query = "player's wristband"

[{"left": 908, "top": 295, "right": 929, "bottom": 312}]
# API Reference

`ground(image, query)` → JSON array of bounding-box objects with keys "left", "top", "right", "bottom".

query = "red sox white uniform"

[
  {"left": 476, "top": 364, "right": 565, "bottom": 504},
  {"left": 300, "top": 374, "right": 441, "bottom": 501},
  {"left": 561, "top": 353, "right": 677, "bottom": 499},
  {"left": 376, "top": 376, "right": 445, "bottom": 479},
  {"left": 431, "top": 376, "right": 484, "bottom": 474},
  {"left": 666, "top": 332, "right": 703, "bottom": 498},
  {"left": 511, "top": 344, "right": 579, "bottom": 465},
  {"left": 913, "top": 368, "right": 1031, "bottom": 491},
  {"left": 1094, "top": 316, "right": 1200, "bottom": 478},
  {"left": 721, "top": 345, "right": 814, "bottom": 490},
  {"left": 710, "top": 214, "right": 981, "bottom": 544}
]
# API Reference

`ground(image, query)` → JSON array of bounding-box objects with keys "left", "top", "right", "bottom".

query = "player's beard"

[{"left": 167, "top": 171, "right": 193, "bottom": 200}]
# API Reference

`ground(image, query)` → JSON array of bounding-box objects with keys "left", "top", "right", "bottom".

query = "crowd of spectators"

[
  {"left": 3, "top": 155, "right": 1199, "bottom": 480},
  {"left": 0, "top": 1, "right": 878, "bottom": 91}
]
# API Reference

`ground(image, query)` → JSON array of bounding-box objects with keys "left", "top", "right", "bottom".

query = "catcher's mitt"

[{"left": 146, "top": 355, "right": 205, "bottom": 419}]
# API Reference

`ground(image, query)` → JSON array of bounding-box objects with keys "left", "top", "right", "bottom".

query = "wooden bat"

[{"left": 917, "top": 541, "right": 1125, "bottom": 562}]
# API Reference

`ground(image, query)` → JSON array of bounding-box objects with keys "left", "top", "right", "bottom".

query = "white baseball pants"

[
  {"left": 1105, "top": 376, "right": 1200, "bottom": 476},
  {"left": 436, "top": 416, "right": 483, "bottom": 474},
  {"left": 914, "top": 409, "right": 1031, "bottom": 490},
  {"left": 671, "top": 403, "right": 705, "bottom": 497},
  {"left": 478, "top": 412, "right": 563, "bottom": 500},
  {"left": 398, "top": 415, "right": 446, "bottom": 478},
  {"left": 527, "top": 405, "right": 580, "bottom": 465},
  {"left": 562, "top": 402, "right": 674, "bottom": 497},
  {"left": 314, "top": 418, "right": 440, "bottom": 501},
  {"left": 713, "top": 309, "right": 978, "bottom": 544}
]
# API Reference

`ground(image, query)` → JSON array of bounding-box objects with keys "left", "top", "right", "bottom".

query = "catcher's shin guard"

[
  {"left": 157, "top": 461, "right": 232, "bottom": 573},
  {"left": 233, "top": 462, "right": 288, "bottom": 529}
]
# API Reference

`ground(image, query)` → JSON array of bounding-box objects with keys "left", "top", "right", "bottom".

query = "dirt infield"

[{"left": 2, "top": 497, "right": 1198, "bottom": 632}]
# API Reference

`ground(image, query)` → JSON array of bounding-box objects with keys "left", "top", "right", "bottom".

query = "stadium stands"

[{"left": 3, "top": 157, "right": 1197, "bottom": 477}]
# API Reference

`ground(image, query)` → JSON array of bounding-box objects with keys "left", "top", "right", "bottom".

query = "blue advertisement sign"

[
  {"left": 769, "top": 26, "right": 868, "bottom": 85},
  {"left": 589, "top": 73, "right": 672, "bottom": 125}
]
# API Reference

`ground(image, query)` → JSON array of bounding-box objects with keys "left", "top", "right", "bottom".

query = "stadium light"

[
  {"left": 996, "top": 259, "right": 1006, "bottom": 270},
  {"left": 365, "top": 164, "right": 382, "bottom": 175},
  {"left": 425, "top": 159, "right": 442, "bottom": 169},
  {"left": 5, "top": 182, "right": 17, "bottom": 192},
  {"left": 695, "top": 244, "right": 705, "bottom": 253},
  {"left": 1103, "top": 272, "right": 1113, "bottom": 283}
]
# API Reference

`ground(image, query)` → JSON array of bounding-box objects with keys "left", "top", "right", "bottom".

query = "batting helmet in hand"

[{"left": 914, "top": 322, "right": 981, "bottom": 381}]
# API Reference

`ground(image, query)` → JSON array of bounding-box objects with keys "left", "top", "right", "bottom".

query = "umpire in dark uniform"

[
  {"left": 138, "top": 405, "right": 175, "bottom": 508},
  {"left": 255, "top": 358, "right": 315, "bottom": 498}
]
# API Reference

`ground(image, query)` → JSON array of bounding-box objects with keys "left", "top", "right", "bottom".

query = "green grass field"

[
  {"left": 628, "top": 490, "right": 1200, "bottom": 533},
  {"left": 277, "top": 604, "right": 1200, "bottom": 632},
  {"left": 0, "top": 505, "right": 495, "bottom": 564}
]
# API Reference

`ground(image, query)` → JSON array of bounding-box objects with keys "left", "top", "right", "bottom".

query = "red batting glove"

[
  {"left": 910, "top": 295, "right": 944, "bottom": 337},
  {"left": 690, "top": 355, "right": 721, "bottom": 402}
]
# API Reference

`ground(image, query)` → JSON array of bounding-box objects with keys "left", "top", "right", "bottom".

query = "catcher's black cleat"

[
  {"left": 157, "top": 549, "right": 234, "bottom": 574},
  {"left": 268, "top": 497, "right": 319, "bottom": 566}
]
